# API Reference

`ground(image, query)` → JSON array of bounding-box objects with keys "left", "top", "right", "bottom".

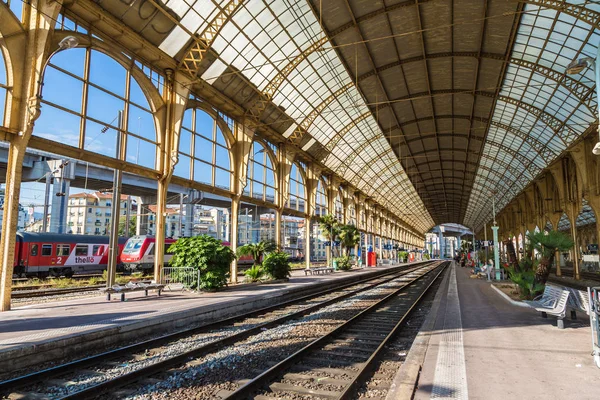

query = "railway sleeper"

[
  {"left": 325, "top": 342, "right": 377, "bottom": 353},
  {"left": 269, "top": 382, "right": 340, "bottom": 399},
  {"left": 316, "top": 349, "right": 369, "bottom": 360},
  {"left": 283, "top": 372, "right": 351, "bottom": 386},
  {"left": 290, "top": 365, "right": 358, "bottom": 379},
  {"left": 303, "top": 356, "right": 363, "bottom": 369}
]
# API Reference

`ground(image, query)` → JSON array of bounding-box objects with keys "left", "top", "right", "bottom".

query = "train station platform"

[
  {"left": 0, "top": 262, "right": 414, "bottom": 376},
  {"left": 391, "top": 262, "right": 599, "bottom": 400}
]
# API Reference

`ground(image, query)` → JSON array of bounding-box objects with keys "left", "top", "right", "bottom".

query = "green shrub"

[
  {"left": 506, "top": 266, "right": 544, "bottom": 300},
  {"left": 244, "top": 265, "right": 264, "bottom": 282},
  {"left": 335, "top": 255, "right": 352, "bottom": 271},
  {"left": 262, "top": 251, "right": 291, "bottom": 280},
  {"left": 168, "top": 235, "right": 236, "bottom": 290},
  {"left": 399, "top": 251, "right": 408, "bottom": 262}
]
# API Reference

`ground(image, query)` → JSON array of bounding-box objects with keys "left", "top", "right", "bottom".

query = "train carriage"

[
  {"left": 13, "top": 232, "right": 127, "bottom": 278},
  {"left": 121, "top": 235, "right": 254, "bottom": 274}
]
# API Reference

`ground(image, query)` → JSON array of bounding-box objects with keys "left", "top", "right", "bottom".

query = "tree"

[
  {"left": 339, "top": 224, "right": 361, "bottom": 256},
  {"left": 237, "top": 240, "right": 277, "bottom": 267},
  {"left": 118, "top": 215, "right": 136, "bottom": 237},
  {"left": 168, "top": 235, "right": 235, "bottom": 290},
  {"left": 319, "top": 214, "right": 341, "bottom": 257},
  {"left": 527, "top": 230, "right": 574, "bottom": 285}
]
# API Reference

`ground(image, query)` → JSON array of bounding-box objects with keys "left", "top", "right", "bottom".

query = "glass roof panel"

[{"left": 465, "top": 2, "right": 598, "bottom": 231}]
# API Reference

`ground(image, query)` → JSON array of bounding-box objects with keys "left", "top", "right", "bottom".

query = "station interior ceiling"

[{"left": 4, "top": 0, "right": 600, "bottom": 235}]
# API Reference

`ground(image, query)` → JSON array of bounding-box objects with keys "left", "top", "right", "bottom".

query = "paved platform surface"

[
  {"left": 413, "top": 263, "right": 599, "bottom": 400},
  {"left": 0, "top": 265, "right": 402, "bottom": 351}
]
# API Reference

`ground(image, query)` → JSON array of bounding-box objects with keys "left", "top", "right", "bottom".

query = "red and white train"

[
  {"left": 12, "top": 232, "right": 128, "bottom": 278},
  {"left": 120, "top": 235, "right": 178, "bottom": 273},
  {"left": 120, "top": 235, "right": 254, "bottom": 273}
]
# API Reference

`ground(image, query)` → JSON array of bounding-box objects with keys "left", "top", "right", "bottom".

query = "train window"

[
  {"left": 30, "top": 244, "right": 38, "bottom": 256},
  {"left": 41, "top": 244, "right": 52, "bottom": 256},
  {"left": 93, "top": 245, "right": 104, "bottom": 256},
  {"left": 57, "top": 244, "right": 70, "bottom": 256},
  {"left": 148, "top": 244, "right": 155, "bottom": 255},
  {"left": 75, "top": 245, "right": 88, "bottom": 256}
]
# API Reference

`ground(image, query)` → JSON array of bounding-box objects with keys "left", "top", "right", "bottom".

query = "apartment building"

[{"left": 66, "top": 192, "right": 136, "bottom": 235}]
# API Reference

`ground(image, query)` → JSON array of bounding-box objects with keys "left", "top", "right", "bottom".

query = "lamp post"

[
  {"left": 492, "top": 190, "right": 501, "bottom": 280},
  {"left": 566, "top": 46, "right": 600, "bottom": 155}
]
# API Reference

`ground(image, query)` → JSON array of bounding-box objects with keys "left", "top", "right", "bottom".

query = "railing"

[{"left": 160, "top": 266, "right": 198, "bottom": 291}]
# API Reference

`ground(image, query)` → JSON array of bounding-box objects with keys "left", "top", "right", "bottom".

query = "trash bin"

[
  {"left": 358, "top": 258, "right": 363, "bottom": 268},
  {"left": 333, "top": 260, "right": 338, "bottom": 271}
]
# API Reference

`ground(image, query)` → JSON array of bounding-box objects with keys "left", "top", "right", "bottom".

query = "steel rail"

[
  {"left": 0, "top": 261, "right": 434, "bottom": 397},
  {"left": 11, "top": 285, "right": 105, "bottom": 299},
  {"left": 224, "top": 262, "right": 447, "bottom": 400}
]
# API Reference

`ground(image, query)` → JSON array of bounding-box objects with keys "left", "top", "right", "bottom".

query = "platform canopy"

[{"left": 87, "top": 0, "right": 600, "bottom": 233}]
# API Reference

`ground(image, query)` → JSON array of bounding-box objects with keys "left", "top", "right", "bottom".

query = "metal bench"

[
  {"left": 304, "top": 267, "right": 334, "bottom": 276},
  {"left": 567, "top": 287, "right": 591, "bottom": 319},
  {"left": 100, "top": 282, "right": 165, "bottom": 301},
  {"left": 523, "top": 284, "right": 563, "bottom": 309},
  {"left": 532, "top": 288, "right": 571, "bottom": 329}
]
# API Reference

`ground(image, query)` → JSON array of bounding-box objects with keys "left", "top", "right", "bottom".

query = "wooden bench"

[
  {"left": 304, "top": 267, "right": 334, "bottom": 276},
  {"left": 531, "top": 287, "right": 571, "bottom": 329},
  {"left": 101, "top": 282, "right": 165, "bottom": 301}
]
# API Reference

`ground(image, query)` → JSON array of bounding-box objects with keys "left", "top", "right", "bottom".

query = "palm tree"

[
  {"left": 339, "top": 224, "right": 361, "bottom": 256},
  {"left": 319, "top": 214, "right": 341, "bottom": 258},
  {"left": 237, "top": 240, "right": 277, "bottom": 267},
  {"left": 527, "top": 230, "right": 574, "bottom": 284}
]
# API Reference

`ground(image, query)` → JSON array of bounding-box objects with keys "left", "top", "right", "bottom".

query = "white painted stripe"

[{"left": 431, "top": 264, "right": 468, "bottom": 399}]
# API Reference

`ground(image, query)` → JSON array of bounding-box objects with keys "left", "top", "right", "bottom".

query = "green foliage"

[
  {"left": 527, "top": 230, "right": 574, "bottom": 284},
  {"left": 338, "top": 224, "right": 361, "bottom": 256},
  {"left": 88, "top": 277, "right": 102, "bottom": 285},
  {"left": 335, "top": 255, "right": 353, "bottom": 271},
  {"left": 237, "top": 240, "right": 277, "bottom": 267},
  {"left": 118, "top": 216, "right": 137, "bottom": 237},
  {"left": 506, "top": 266, "right": 545, "bottom": 300},
  {"left": 168, "top": 235, "right": 235, "bottom": 290},
  {"left": 244, "top": 265, "right": 264, "bottom": 282},
  {"left": 527, "top": 230, "right": 574, "bottom": 259},
  {"left": 398, "top": 251, "right": 408, "bottom": 262},
  {"left": 318, "top": 214, "right": 341, "bottom": 241},
  {"left": 262, "top": 251, "right": 291, "bottom": 280}
]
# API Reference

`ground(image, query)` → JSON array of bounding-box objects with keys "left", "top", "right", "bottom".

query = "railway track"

[
  {"left": 224, "top": 262, "right": 448, "bottom": 400},
  {"left": 0, "top": 262, "right": 438, "bottom": 399},
  {"left": 10, "top": 285, "right": 105, "bottom": 299}
]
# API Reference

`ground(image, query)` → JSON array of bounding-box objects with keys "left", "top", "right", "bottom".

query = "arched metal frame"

[
  {"left": 32, "top": 41, "right": 163, "bottom": 171},
  {"left": 315, "top": 177, "right": 328, "bottom": 218},
  {"left": 176, "top": 104, "right": 233, "bottom": 190},
  {"left": 287, "top": 162, "right": 307, "bottom": 213},
  {"left": 245, "top": 139, "right": 278, "bottom": 205}
]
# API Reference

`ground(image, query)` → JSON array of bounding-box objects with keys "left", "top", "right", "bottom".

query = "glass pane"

[
  {"left": 89, "top": 50, "right": 127, "bottom": 97},
  {"left": 86, "top": 86, "right": 125, "bottom": 127},
  {"left": 194, "top": 160, "right": 212, "bottom": 185},
  {"left": 34, "top": 105, "right": 81, "bottom": 147},
  {"left": 43, "top": 67, "right": 84, "bottom": 112},
  {"left": 174, "top": 154, "right": 191, "bottom": 179},
  {"left": 49, "top": 48, "right": 86, "bottom": 78},
  {"left": 215, "top": 168, "right": 231, "bottom": 190}
]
